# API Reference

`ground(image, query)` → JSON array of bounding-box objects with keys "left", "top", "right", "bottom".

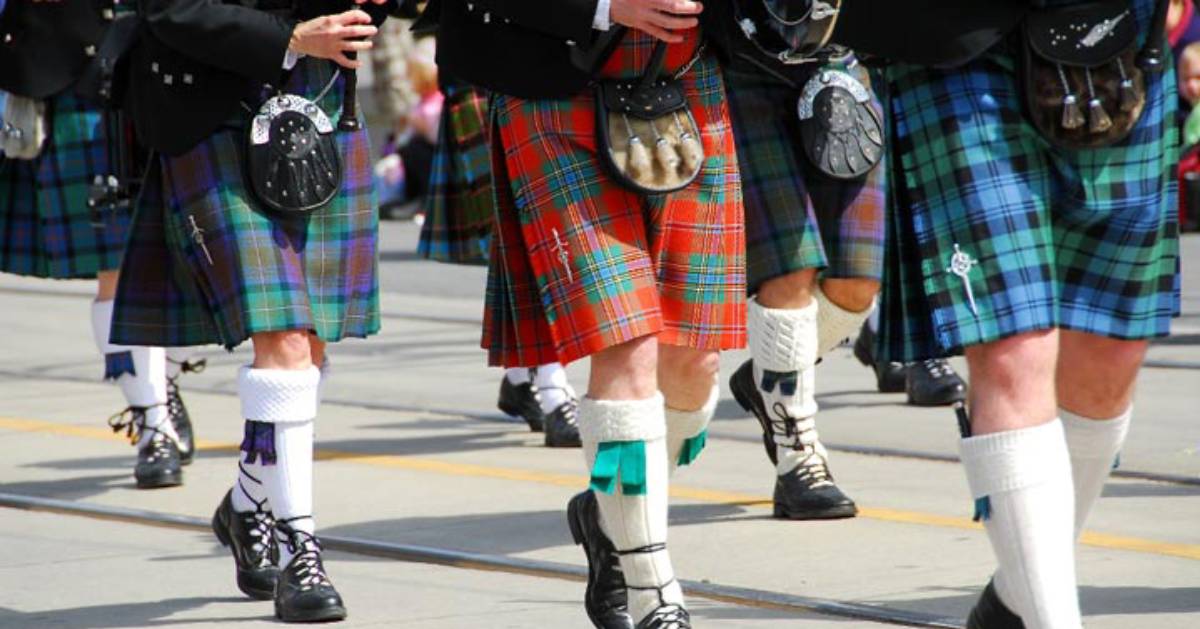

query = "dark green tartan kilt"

[
  {"left": 416, "top": 84, "right": 494, "bottom": 266},
  {"left": 111, "top": 60, "right": 381, "bottom": 349},
  {"left": 0, "top": 92, "right": 131, "bottom": 279},
  {"left": 723, "top": 63, "right": 887, "bottom": 294},
  {"left": 878, "top": 4, "right": 1180, "bottom": 363}
]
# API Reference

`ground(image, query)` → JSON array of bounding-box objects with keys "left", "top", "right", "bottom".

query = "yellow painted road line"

[{"left": 3, "top": 415, "right": 1199, "bottom": 562}]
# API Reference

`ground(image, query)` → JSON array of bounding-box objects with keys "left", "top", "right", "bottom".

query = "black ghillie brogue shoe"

[
  {"left": 109, "top": 407, "right": 183, "bottom": 489},
  {"left": 852, "top": 323, "right": 906, "bottom": 393},
  {"left": 967, "top": 580, "right": 1026, "bottom": 629},
  {"left": 544, "top": 399, "right": 582, "bottom": 448},
  {"left": 166, "top": 358, "right": 205, "bottom": 464},
  {"left": 729, "top": 361, "right": 857, "bottom": 520},
  {"left": 906, "top": 358, "right": 967, "bottom": 407},
  {"left": 567, "top": 491, "right": 633, "bottom": 629},
  {"left": 212, "top": 489, "right": 279, "bottom": 600},
  {"left": 274, "top": 520, "right": 346, "bottom": 623},
  {"left": 497, "top": 376, "right": 546, "bottom": 433}
]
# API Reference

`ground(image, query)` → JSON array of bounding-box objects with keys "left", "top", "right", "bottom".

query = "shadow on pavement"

[{"left": 0, "top": 597, "right": 255, "bottom": 628}]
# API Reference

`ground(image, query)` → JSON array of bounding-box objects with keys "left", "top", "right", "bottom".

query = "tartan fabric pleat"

[
  {"left": 0, "top": 93, "right": 131, "bottom": 279},
  {"left": 878, "top": 0, "right": 1180, "bottom": 362},
  {"left": 723, "top": 63, "right": 886, "bottom": 293},
  {"left": 417, "top": 84, "right": 494, "bottom": 265},
  {"left": 111, "top": 60, "right": 381, "bottom": 349},
  {"left": 482, "top": 30, "right": 745, "bottom": 367}
]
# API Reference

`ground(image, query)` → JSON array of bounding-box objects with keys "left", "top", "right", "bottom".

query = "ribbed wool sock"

[
  {"left": 237, "top": 366, "right": 320, "bottom": 567},
  {"left": 1061, "top": 406, "right": 1131, "bottom": 537},
  {"left": 814, "top": 285, "right": 874, "bottom": 358},
  {"left": 532, "top": 362, "right": 574, "bottom": 414},
  {"left": 92, "top": 302, "right": 177, "bottom": 446},
  {"left": 747, "top": 298, "right": 833, "bottom": 476},
  {"left": 579, "top": 394, "right": 684, "bottom": 625},
  {"left": 665, "top": 385, "right": 718, "bottom": 473},
  {"left": 960, "top": 419, "right": 1080, "bottom": 629},
  {"left": 504, "top": 367, "right": 530, "bottom": 385}
]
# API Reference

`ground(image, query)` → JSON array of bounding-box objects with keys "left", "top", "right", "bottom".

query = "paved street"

[{"left": 1, "top": 222, "right": 1197, "bottom": 628}]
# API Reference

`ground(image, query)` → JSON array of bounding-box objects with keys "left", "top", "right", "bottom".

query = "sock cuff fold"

[
  {"left": 959, "top": 419, "right": 1070, "bottom": 499},
  {"left": 665, "top": 385, "right": 719, "bottom": 439},
  {"left": 747, "top": 297, "right": 818, "bottom": 372},
  {"left": 814, "top": 285, "right": 874, "bottom": 358},
  {"left": 578, "top": 393, "right": 666, "bottom": 444},
  {"left": 238, "top": 366, "right": 321, "bottom": 423},
  {"left": 1060, "top": 406, "right": 1132, "bottom": 458}
]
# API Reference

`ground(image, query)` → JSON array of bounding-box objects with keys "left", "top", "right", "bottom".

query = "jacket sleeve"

[
  {"left": 485, "top": 0, "right": 599, "bottom": 42},
  {"left": 142, "top": 0, "right": 295, "bottom": 83}
]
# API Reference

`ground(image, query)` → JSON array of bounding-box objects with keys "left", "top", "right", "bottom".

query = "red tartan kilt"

[{"left": 482, "top": 29, "right": 746, "bottom": 367}]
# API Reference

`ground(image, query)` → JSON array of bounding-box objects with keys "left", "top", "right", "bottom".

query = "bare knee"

[
  {"left": 965, "top": 330, "right": 1059, "bottom": 434},
  {"left": 756, "top": 269, "right": 818, "bottom": 309},
  {"left": 1058, "top": 332, "right": 1146, "bottom": 418},
  {"left": 96, "top": 271, "right": 120, "bottom": 302},
  {"left": 588, "top": 336, "right": 658, "bottom": 401},
  {"left": 820, "top": 277, "right": 880, "bottom": 313},
  {"left": 252, "top": 330, "right": 314, "bottom": 370},
  {"left": 658, "top": 346, "right": 720, "bottom": 411}
]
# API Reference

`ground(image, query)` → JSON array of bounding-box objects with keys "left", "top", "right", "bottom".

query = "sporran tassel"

[
  {"left": 674, "top": 112, "right": 703, "bottom": 172},
  {"left": 1116, "top": 58, "right": 1138, "bottom": 113},
  {"left": 623, "top": 114, "right": 651, "bottom": 180},
  {"left": 1088, "top": 97, "right": 1113, "bottom": 133},
  {"left": 1062, "top": 94, "right": 1086, "bottom": 130},
  {"left": 651, "top": 120, "right": 680, "bottom": 174}
]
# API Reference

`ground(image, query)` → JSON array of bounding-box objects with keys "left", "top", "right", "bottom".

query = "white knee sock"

[
  {"left": 579, "top": 394, "right": 684, "bottom": 624},
  {"left": 666, "top": 385, "right": 718, "bottom": 473},
  {"left": 92, "top": 302, "right": 176, "bottom": 446},
  {"left": 961, "top": 419, "right": 1080, "bottom": 629},
  {"left": 237, "top": 365, "right": 320, "bottom": 567},
  {"left": 504, "top": 367, "right": 531, "bottom": 385},
  {"left": 748, "top": 299, "right": 832, "bottom": 476},
  {"left": 231, "top": 458, "right": 270, "bottom": 513},
  {"left": 1061, "top": 406, "right": 1131, "bottom": 537},
  {"left": 164, "top": 347, "right": 202, "bottom": 379},
  {"left": 814, "top": 285, "right": 874, "bottom": 358},
  {"left": 532, "top": 362, "right": 574, "bottom": 414}
]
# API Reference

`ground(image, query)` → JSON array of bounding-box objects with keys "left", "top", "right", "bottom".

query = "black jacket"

[
  {"left": 129, "top": 0, "right": 397, "bottom": 156},
  {"left": 429, "top": 0, "right": 612, "bottom": 100},
  {"left": 832, "top": 1, "right": 1031, "bottom": 68},
  {"left": 0, "top": 0, "right": 112, "bottom": 98}
]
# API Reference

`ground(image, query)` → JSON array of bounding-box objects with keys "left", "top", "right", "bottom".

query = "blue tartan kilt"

[
  {"left": 878, "top": 0, "right": 1180, "bottom": 362},
  {"left": 0, "top": 92, "right": 131, "bottom": 279}
]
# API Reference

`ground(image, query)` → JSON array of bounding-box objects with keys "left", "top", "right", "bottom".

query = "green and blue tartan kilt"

[
  {"left": 416, "top": 84, "right": 494, "bottom": 265},
  {"left": 878, "top": 0, "right": 1180, "bottom": 363},
  {"left": 0, "top": 92, "right": 130, "bottom": 279},
  {"left": 483, "top": 31, "right": 745, "bottom": 368},
  {"left": 111, "top": 60, "right": 381, "bottom": 349},
  {"left": 723, "top": 62, "right": 886, "bottom": 294}
]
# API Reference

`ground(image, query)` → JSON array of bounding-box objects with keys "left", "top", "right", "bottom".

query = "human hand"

[
  {"left": 610, "top": 0, "right": 703, "bottom": 44},
  {"left": 289, "top": 10, "right": 378, "bottom": 69}
]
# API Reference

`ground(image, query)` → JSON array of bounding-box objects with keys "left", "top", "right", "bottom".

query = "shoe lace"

[
  {"left": 645, "top": 604, "right": 689, "bottom": 628},
  {"left": 141, "top": 427, "right": 175, "bottom": 463},
  {"left": 921, "top": 359, "right": 954, "bottom": 380},
  {"left": 768, "top": 403, "right": 833, "bottom": 487},
  {"left": 553, "top": 396, "right": 579, "bottom": 427},
  {"left": 277, "top": 521, "right": 332, "bottom": 591},
  {"left": 108, "top": 406, "right": 148, "bottom": 445},
  {"left": 166, "top": 359, "right": 206, "bottom": 415}
]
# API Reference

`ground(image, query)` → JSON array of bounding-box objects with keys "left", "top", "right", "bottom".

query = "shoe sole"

[
  {"left": 274, "top": 604, "right": 348, "bottom": 623},
  {"left": 211, "top": 509, "right": 276, "bottom": 601},
  {"left": 773, "top": 503, "right": 859, "bottom": 520},
  {"left": 544, "top": 436, "right": 582, "bottom": 448},
  {"left": 135, "top": 470, "right": 183, "bottom": 489},
  {"left": 497, "top": 399, "right": 545, "bottom": 433},
  {"left": 906, "top": 393, "right": 966, "bottom": 407}
]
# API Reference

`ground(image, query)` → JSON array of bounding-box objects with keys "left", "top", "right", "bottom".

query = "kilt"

[
  {"left": 0, "top": 93, "right": 130, "bottom": 279},
  {"left": 111, "top": 60, "right": 381, "bottom": 349},
  {"left": 482, "top": 31, "right": 746, "bottom": 367},
  {"left": 878, "top": 3, "right": 1180, "bottom": 363},
  {"left": 724, "top": 62, "right": 886, "bottom": 293},
  {"left": 416, "top": 84, "right": 493, "bottom": 265}
]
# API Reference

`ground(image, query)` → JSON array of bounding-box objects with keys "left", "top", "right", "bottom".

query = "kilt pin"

[
  {"left": 482, "top": 34, "right": 746, "bottom": 369},
  {"left": 111, "top": 60, "right": 381, "bottom": 350}
]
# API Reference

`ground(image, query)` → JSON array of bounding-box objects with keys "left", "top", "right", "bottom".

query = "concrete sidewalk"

[{"left": 0, "top": 227, "right": 1197, "bottom": 628}]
